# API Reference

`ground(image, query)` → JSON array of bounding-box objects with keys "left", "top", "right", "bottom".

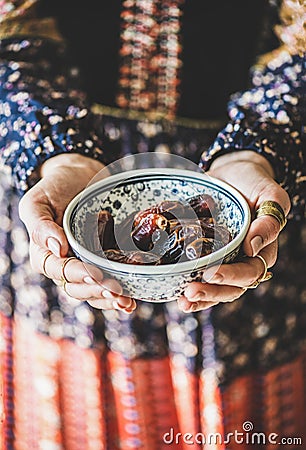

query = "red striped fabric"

[{"left": 1, "top": 312, "right": 306, "bottom": 450}]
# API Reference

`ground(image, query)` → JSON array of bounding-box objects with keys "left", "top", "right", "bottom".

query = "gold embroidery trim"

[
  {"left": 91, "top": 104, "right": 226, "bottom": 130},
  {"left": 0, "top": 17, "right": 64, "bottom": 41},
  {"left": 1, "top": 0, "right": 38, "bottom": 21}
]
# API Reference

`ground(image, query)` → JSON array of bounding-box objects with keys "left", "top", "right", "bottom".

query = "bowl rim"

[{"left": 63, "top": 168, "right": 251, "bottom": 275}]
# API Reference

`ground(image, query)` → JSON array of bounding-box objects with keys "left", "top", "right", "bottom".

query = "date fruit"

[
  {"left": 97, "top": 210, "right": 117, "bottom": 250},
  {"left": 103, "top": 249, "right": 161, "bottom": 265},
  {"left": 187, "top": 194, "right": 217, "bottom": 218},
  {"left": 95, "top": 194, "right": 232, "bottom": 265},
  {"left": 132, "top": 213, "right": 168, "bottom": 251}
]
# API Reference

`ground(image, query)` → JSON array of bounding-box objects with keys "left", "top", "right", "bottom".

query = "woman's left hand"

[{"left": 178, "top": 151, "right": 291, "bottom": 313}]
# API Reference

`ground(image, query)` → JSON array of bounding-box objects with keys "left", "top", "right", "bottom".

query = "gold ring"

[
  {"left": 63, "top": 280, "right": 73, "bottom": 297},
  {"left": 247, "top": 254, "right": 272, "bottom": 289},
  {"left": 60, "top": 257, "right": 76, "bottom": 283},
  {"left": 42, "top": 251, "right": 52, "bottom": 278},
  {"left": 255, "top": 200, "right": 287, "bottom": 231}
]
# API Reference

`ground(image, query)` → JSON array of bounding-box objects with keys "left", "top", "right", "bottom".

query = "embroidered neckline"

[{"left": 116, "top": 0, "right": 185, "bottom": 120}]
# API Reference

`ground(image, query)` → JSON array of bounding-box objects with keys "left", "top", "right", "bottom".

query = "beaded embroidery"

[{"left": 116, "top": 0, "right": 185, "bottom": 119}]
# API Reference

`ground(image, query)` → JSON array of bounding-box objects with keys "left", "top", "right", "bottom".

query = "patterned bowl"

[{"left": 63, "top": 168, "right": 251, "bottom": 302}]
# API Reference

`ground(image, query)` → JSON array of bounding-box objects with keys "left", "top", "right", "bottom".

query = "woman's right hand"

[{"left": 18, "top": 153, "right": 136, "bottom": 313}]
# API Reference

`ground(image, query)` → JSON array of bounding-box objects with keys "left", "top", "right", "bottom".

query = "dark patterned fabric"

[
  {"left": 0, "top": 1, "right": 306, "bottom": 449},
  {"left": 200, "top": 52, "right": 306, "bottom": 220}
]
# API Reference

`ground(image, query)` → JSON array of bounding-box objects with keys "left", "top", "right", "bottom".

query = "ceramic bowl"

[{"left": 63, "top": 168, "right": 251, "bottom": 302}]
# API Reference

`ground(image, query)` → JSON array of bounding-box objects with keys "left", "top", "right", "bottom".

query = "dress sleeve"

[
  {"left": 200, "top": 0, "right": 306, "bottom": 218},
  {"left": 0, "top": 1, "right": 110, "bottom": 193}
]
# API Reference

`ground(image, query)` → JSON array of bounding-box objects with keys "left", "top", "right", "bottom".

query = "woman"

[{"left": 0, "top": 1, "right": 305, "bottom": 449}]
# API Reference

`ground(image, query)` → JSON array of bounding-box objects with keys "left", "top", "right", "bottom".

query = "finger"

[
  {"left": 93, "top": 278, "right": 125, "bottom": 298},
  {"left": 85, "top": 299, "right": 114, "bottom": 309},
  {"left": 112, "top": 298, "right": 137, "bottom": 313},
  {"left": 19, "top": 194, "right": 69, "bottom": 257},
  {"left": 177, "top": 295, "right": 220, "bottom": 313},
  {"left": 58, "top": 289, "right": 134, "bottom": 312},
  {"left": 184, "top": 283, "right": 247, "bottom": 304},
  {"left": 59, "top": 282, "right": 108, "bottom": 301},
  {"left": 87, "top": 297, "right": 136, "bottom": 312},
  {"left": 62, "top": 281, "right": 133, "bottom": 307},
  {"left": 51, "top": 254, "right": 105, "bottom": 285},
  {"left": 244, "top": 192, "right": 290, "bottom": 257},
  {"left": 32, "top": 242, "right": 128, "bottom": 300},
  {"left": 198, "top": 242, "right": 277, "bottom": 290},
  {"left": 31, "top": 242, "right": 104, "bottom": 284},
  {"left": 243, "top": 215, "right": 281, "bottom": 257}
]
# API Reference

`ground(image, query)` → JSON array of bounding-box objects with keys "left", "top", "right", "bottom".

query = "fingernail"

[
  {"left": 113, "top": 301, "right": 134, "bottom": 314},
  {"left": 121, "top": 308, "right": 134, "bottom": 314},
  {"left": 177, "top": 299, "right": 190, "bottom": 312},
  {"left": 103, "top": 290, "right": 116, "bottom": 298},
  {"left": 84, "top": 276, "right": 96, "bottom": 284},
  {"left": 112, "top": 300, "right": 125, "bottom": 310},
  {"left": 250, "top": 236, "right": 263, "bottom": 256},
  {"left": 189, "top": 292, "right": 206, "bottom": 301},
  {"left": 47, "top": 237, "right": 61, "bottom": 258},
  {"left": 210, "top": 273, "right": 223, "bottom": 284}
]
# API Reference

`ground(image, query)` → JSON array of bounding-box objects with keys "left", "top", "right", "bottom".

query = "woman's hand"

[
  {"left": 18, "top": 153, "right": 136, "bottom": 313},
  {"left": 178, "top": 151, "right": 291, "bottom": 313}
]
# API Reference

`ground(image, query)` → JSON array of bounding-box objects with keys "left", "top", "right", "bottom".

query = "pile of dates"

[{"left": 95, "top": 194, "right": 232, "bottom": 265}]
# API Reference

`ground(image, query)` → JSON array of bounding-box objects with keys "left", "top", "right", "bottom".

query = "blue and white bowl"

[{"left": 63, "top": 168, "right": 251, "bottom": 302}]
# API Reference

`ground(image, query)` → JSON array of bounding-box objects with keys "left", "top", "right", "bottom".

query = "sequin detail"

[
  {"left": 275, "top": 0, "right": 306, "bottom": 55},
  {"left": 0, "top": 39, "right": 110, "bottom": 192},
  {"left": 117, "top": 0, "right": 185, "bottom": 118},
  {"left": 200, "top": 50, "right": 306, "bottom": 219}
]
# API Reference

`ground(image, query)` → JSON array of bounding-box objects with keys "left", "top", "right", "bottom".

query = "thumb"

[
  {"left": 243, "top": 190, "right": 290, "bottom": 257},
  {"left": 19, "top": 192, "right": 69, "bottom": 258},
  {"left": 33, "top": 220, "right": 69, "bottom": 258}
]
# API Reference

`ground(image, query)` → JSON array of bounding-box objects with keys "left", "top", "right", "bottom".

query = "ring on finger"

[
  {"left": 42, "top": 251, "right": 53, "bottom": 278},
  {"left": 60, "top": 257, "right": 76, "bottom": 283},
  {"left": 255, "top": 200, "right": 287, "bottom": 231},
  {"left": 247, "top": 254, "right": 272, "bottom": 289},
  {"left": 63, "top": 280, "right": 73, "bottom": 298}
]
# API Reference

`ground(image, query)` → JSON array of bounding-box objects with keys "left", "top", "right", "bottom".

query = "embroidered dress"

[{"left": 0, "top": 1, "right": 306, "bottom": 449}]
